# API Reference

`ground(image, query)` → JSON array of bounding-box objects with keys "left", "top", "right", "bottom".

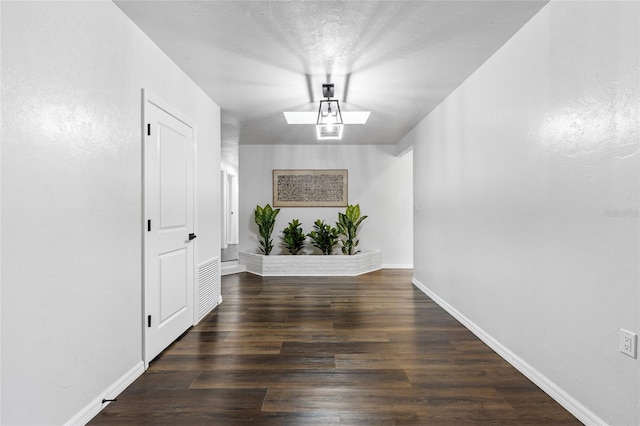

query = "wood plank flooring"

[{"left": 90, "top": 270, "right": 580, "bottom": 425}]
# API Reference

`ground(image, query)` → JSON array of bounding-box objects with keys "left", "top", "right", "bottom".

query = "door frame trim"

[{"left": 141, "top": 89, "right": 198, "bottom": 368}]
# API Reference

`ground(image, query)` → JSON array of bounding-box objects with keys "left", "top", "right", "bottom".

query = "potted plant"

[
  {"left": 281, "top": 219, "right": 306, "bottom": 255},
  {"left": 254, "top": 204, "right": 280, "bottom": 255},
  {"left": 336, "top": 204, "right": 368, "bottom": 255},
  {"left": 307, "top": 219, "right": 340, "bottom": 255}
]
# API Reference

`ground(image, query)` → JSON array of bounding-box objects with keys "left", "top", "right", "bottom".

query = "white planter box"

[{"left": 239, "top": 251, "right": 382, "bottom": 277}]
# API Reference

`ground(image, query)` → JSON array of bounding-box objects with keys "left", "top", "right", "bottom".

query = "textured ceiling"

[{"left": 115, "top": 0, "right": 547, "bottom": 151}]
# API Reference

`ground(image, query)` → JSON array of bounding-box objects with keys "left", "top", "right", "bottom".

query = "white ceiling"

[{"left": 115, "top": 0, "right": 547, "bottom": 151}]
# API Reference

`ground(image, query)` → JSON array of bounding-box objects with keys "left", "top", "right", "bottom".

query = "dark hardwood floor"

[{"left": 90, "top": 270, "right": 580, "bottom": 425}]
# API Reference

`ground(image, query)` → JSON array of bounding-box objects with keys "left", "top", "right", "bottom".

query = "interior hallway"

[{"left": 90, "top": 270, "right": 578, "bottom": 425}]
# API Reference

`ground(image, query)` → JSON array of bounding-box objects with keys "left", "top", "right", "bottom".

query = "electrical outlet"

[{"left": 620, "top": 329, "right": 637, "bottom": 358}]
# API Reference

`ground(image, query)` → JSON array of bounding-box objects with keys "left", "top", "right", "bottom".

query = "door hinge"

[
  {"left": 147, "top": 219, "right": 151, "bottom": 232},
  {"left": 147, "top": 315, "right": 151, "bottom": 327},
  {"left": 147, "top": 123, "right": 151, "bottom": 136}
]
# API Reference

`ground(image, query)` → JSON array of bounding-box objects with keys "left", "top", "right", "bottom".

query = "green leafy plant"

[
  {"left": 281, "top": 219, "right": 306, "bottom": 255},
  {"left": 336, "top": 204, "right": 368, "bottom": 255},
  {"left": 254, "top": 204, "right": 280, "bottom": 255},
  {"left": 307, "top": 219, "right": 339, "bottom": 255}
]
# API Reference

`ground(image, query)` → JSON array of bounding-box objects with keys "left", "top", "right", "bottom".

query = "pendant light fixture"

[
  {"left": 316, "top": 84, "right": 343, "bottom": 140},
  {"left": 283, "top": 83, "right": 370, "bottom": 138}
]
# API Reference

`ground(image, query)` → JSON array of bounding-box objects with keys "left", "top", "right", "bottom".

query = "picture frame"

[{"left": 272, "top": 169, "right": 348, "bottom": 207}]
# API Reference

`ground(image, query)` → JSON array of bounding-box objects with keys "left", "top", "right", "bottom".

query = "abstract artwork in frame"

[{"left": 273, "top": 169, "right": 348, "bottom": 207}]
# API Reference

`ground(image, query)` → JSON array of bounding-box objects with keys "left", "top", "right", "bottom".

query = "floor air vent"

[{"left": 197, "top": 257, "right": 220, "bottom": 322}]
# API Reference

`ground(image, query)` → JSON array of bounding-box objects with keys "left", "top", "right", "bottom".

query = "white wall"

[
  {"left": 1, "top": 1, "right": 220, "bottom": 424},
  {"left": 0, "top": 1, "right": 3, "bottom": 419},
  {"left": 239, "top": 145, "right": 413, "bottom": 267},
  {"left": 411, "top": 1, "right": 639, "bottom": 425}
]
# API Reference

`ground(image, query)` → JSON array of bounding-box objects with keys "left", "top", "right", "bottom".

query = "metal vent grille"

[{"left": 197, "top": 257, "right": 220, "bottom": 322}]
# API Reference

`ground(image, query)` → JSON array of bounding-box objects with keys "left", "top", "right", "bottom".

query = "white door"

[
  {"left": 228, "top": 173, "right": 239, "bottom": 244},
  {"left": 144, "top": 97, "right": 195, "bottom": 363},
  {"left": 220, "top": 169, "right": 228, "bottom": 249}
]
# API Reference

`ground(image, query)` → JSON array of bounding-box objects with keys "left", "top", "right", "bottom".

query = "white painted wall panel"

[
  {"left": 411, "top": 2, "right": 639, "bottom": 424},
  {"left": 0, "top": 1, "right": 220, "bottom": 424},
  {"left": 239, "top": 145, "right": 413, "bottom": 267}
]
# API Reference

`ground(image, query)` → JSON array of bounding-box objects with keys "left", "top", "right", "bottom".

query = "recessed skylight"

[
  {"left": 283, "top": 111, "right": 370, "bottom": 125},
  {"left": 283, "top": 111, "right": 316, "bottom": 124},
  {"left": 342, "top": 111, "right": 371, "bottom": 124}
]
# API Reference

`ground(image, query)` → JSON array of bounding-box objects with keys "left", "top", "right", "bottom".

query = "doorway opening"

[{"left": 220, "top": 168, "right": 239, "bottom": 262}]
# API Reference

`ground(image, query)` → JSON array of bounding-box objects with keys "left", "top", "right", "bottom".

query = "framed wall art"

[{"left": 272, "top": 169, "right": 348, "bottom": 207}]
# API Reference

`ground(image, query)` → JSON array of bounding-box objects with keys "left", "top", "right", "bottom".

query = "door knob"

[{"left": 188, "top": 233, "right": 197, "bottom": 240}]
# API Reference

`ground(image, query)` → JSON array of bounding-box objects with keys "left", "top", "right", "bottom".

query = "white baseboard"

[
  {"left": 412, "top": 278, "right": 607, "bottom": 426},
  {"left": 382, "top": 264, "right": 413, "bottom": 269},
  {"left": 65, "top": 361, "right": 145, "bottom": 426}
]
